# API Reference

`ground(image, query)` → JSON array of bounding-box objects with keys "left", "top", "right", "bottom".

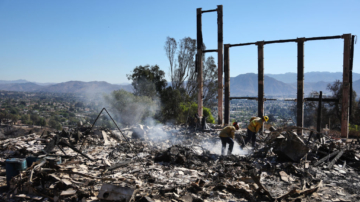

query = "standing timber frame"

[
  {"left": 196, "top": 5, "right": 223, "bottom": 125},
  {"left": 224, "top": 34, "right": 353, "bottom": 138}
]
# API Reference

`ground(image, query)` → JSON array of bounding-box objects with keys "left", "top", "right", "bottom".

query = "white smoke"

[{"left": 201, "top": 134, "right": 249, "bottom": 156}]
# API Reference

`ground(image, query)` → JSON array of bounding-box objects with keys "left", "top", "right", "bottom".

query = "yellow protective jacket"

[
  {"left": 219, "top": 126, "right": 236, "bottom": 139},
  {"left": 247, "top": 117, "right": 263, "bottom": 133}
]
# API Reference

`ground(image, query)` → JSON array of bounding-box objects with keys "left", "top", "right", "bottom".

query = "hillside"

[
  {"left": 0, "top": 81, "right": 132, "bottom": 94},
  {"left": 0, "top": 73, "right": 359, "bottom": 97},
  {"left": 36, "top": 81, "right": 133, "bottom": 94},
  {"left": 0, "top": 82, "right": 43, "bottom": 92},
  {"left": 230, "top": 73, "right": 296, "bottom": 96}
]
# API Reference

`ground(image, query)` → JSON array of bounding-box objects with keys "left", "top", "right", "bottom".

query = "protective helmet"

[
  {"left": 263, "top": 116, "right": 269, "bottom": 122},
  {"left": 233, "top": 121, "right": 239, "bottom": 130}
]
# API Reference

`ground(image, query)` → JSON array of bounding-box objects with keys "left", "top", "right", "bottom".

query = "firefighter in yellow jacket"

[
  {"left": 219, "top": 122, "right": 239, "bottom": 155},
  {"left": 245, "top": 116, "right": 269, "bottom": 147}
]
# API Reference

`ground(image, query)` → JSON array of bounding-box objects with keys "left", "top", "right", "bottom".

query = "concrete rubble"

[{"left": 0, "top": 124, "right": 359, "bottom": 202}]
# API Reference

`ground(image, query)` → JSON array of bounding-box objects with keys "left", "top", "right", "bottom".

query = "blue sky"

[{"left": 0, "top": 0, "right": 359, "bottom": 84}]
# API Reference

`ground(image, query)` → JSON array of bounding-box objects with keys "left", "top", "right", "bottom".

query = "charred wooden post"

[
  {"left": 197, "top": 8, "right": 203, "bottom": 122},
  {"left": 257, "top": 42, "right": 265, "bottom": 132},
  {"left": 349, "top": 35, "right": 355, "bottom": 118},
  {"left": 341, "top": 34, "right": 351, "bottom": 139},
  {"left": 224, "top": 44, "right": 230, "bottom": 125},
  {"left": 217, "top": 5, "right": 223, "bottom": 125},
  {"left": 317, "top": 91, "right": 323, "bottom": 133},
  {"left": 297, "top": 38, "right": 305, "bottom": 135}
]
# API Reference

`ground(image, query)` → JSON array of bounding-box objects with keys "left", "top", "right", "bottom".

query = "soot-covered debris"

[{"left": 0, "top": 124, "right": 360, "bottom": 202}]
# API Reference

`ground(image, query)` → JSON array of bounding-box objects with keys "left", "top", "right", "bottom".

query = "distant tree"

[
  {"left": 164, "top": 37, "right": 177, "bottom": 87},
  {"left": 21, "top": 114, "right": 30, "bottom": 124},
  {"left": 164, "top": 37, "right": 218, "bottom": 111},
  {"left": 75, "top": 102, "right": 84, "bottom": 108},
  {"left": 202, "top": 56, "right": 218, "bottom": 109},
  {"left": 19, "top": 101, "right": 27, "bottom": 106},
  {"left": 8, "top": 107, "right": 19, "bottom": 115},
  {"left": 49, "top": 118, "right": 62, "bottom": 130},
  {"left": 30, "top": 113, "right": 40, "bottom": 125},
  {"left": 326, "top": 80, "right": 359, "bottom": 127},
  {"left": 159, "top": 87, "right": 184, "bottom": 122},
  {"left": 38, "top": 118, "right": 46, "bottom": 128},
  {"left": 165, "top": 37, "right": 196, "bottom": 90},
  {"left": 127, "top": 65, "right": 167, "bottom": 98}
]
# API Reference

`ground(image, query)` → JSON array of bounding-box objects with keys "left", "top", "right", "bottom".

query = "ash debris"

[{"left": 0, "top": 122, "right": 360, "bottom": 202}]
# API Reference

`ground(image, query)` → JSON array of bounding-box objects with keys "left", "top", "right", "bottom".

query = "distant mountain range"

[
  {"left": 230, "top": 73, "right": 339, "bottom": 96},
  {"left": 0, "top": 80, "right": 56, "bottom": 86},
  {"left": 0, "top": 72, "right": 359, "bottom": 97},
  {"left": 0, "top": 81, "right": 133, "bottom": 95}
]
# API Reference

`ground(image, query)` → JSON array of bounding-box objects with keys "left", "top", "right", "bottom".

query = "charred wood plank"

[
  {"left": 59, "top": 140, "right": 95, "bottom": 161},
  {"left": 328, "top": 150, "right": 345, "bottom": 169},
  {"left": 107, "top": 161, "right": 131, "bottom": 171},
  {"left": 313, "top": 150, "right": 339, "bottom": 166}
]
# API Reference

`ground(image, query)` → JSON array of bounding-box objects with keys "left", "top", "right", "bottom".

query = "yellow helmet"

[{"left": 263, "top": 116, "right": 269, "bottom": 122}]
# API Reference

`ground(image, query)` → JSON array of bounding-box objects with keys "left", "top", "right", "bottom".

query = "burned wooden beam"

[
  {"left": 197, "top": 8, "right": 204, "bottom": 123},
  {"left": 203, "top": 49, "right": 218, "bottom": 53},
  {"left": 217, "top": 5, "right": 223, "bottom": 125},
  {"left": 257, "top": 42, "right": 265, "bottom": 132},
  {"left": 341, "top": 34, "right": 351, "bottom": 138},
  {"left": 201, "top": 9, "right": 217, "bottom": 13},
  {"left": 313, "top": 150, "right": 340, "bottom": 166},
  {"left": 328, "top": 150, "right": 345, "bottom": 169},
  {"left": 349, "top": 35, "right": 355, "bottom": 117},
  {"left": 228, "top": 35, "right": 343, "bottom": 47},
  {"left": 59, "top": 140, "right": 95, "bottom": 162},
  {"left": 317, "top": 91, "right": 323, "bottom": 133},
  {"left": 224, "top": 44, "right": 230, "bottom": 125},
  {"left": 297, "top": 38, "right": 305, "bottom": 135}
]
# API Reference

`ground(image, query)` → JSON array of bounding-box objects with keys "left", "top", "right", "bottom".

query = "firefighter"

[
  {"left": 219, "top": 122, "right": 239, "bottom": 155},
  {"left": 245, "top": 116, "right": 269, "bottom": 147}
]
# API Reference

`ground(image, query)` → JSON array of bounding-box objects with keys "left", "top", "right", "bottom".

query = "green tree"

[
  {"left": 21, "top": 114, "right": 31, "bottom": 125},
  {"left": 75, "top": 102, "right": 84, "bottom": 108},
  {"left": 159, "top": 87, "right": 184, "bottom": 122},
  {"left": 30, "top": 113, "right": 40, "bottom": 125},
  {"left": 19, "top": 101, "right": 27, "bottom": 106},
  {"left": 326, "top": 80, "right": 359, "bottom": 128},
  {"left": 38, "top": 118, "right": 46, "bottom": 128},
  {"left": 127, "top": 65, "right": 167, "bottom": 98},
  {"left": 179, "top": 102, "right": 215, "bottom": 124},
  {"left": 8, "top": 107, "right": 19, "bottom": 115},
  {"left": 49, "top": 118, "right": 62, "bottom": 130},
  {"left": 165, "top": 37, "right": 218, "bottom": 112}
]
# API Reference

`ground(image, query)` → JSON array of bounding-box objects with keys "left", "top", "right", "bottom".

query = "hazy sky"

[{"left": 0, "top": 0, "right": 359, "bottom": 84}]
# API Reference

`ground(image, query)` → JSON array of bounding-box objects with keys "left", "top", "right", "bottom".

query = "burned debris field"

[
  {"left": 0, "top": 120, "right": 360, "bottom": 202},
  {"left": 1, "top": 1, "right": 359, "bottom": 202}
]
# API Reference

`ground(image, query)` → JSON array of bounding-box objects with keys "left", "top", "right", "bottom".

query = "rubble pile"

[{"left": 0, "top": 124, "right": 359, "bottom": 201}]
